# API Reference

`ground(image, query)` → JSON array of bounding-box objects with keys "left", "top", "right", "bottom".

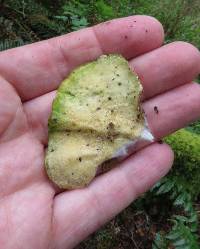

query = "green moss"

[{"left": 165, "top": 129, "right": 200, "bottom": 197}]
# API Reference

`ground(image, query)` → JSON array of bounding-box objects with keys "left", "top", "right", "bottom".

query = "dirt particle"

[
  {"left": 86, "top": 144, "right": 89, "bottom": 146},
  {"left": 108, "top": 122, "right": 114, "bottom": 129},
  {"left": 154, "top": 106, "right": 159, "bottom": 114},
  {"left": 50, "top": 148, "right": 55, "bottom": 152},
  {"left": 96, "top": 107, "right": 101, "bottom": 111},
  {"left": 145, "top": 29, "right": 148, "bottom": 33},
  {"left": 72, "top": 172, "right": 74, "bottom": 175},
  {"left": 108, "top": 97, "right": 112, "bottom": 101},
  {"left": 118, "top": 82, "right": 122, "bottom": 86},
  {"left": 107, "top": 135, "right": 114, "bottom": 142},
  {"left": 78, "top": 157, "right": 82, "bottom": 162},
  {"left": 124, "top": 35, "right": 128, "bottom": 39},
  {"left": 158, "top": 140, "right": 163, "bottom": 144},
  {"left": 116, "top": 74, "right": 120, "bottom": 77},
  {"left": 134, "top": 20, "right": 137, "bottom": 23},
  {"left": 111, "top": 109, "right": 114, "bottom": 113}
]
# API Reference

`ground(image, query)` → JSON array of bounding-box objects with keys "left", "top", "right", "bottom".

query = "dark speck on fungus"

[
  {"left": 124, "top": 35, "right": 128, "bottom": 39},
  {"left": 118, "top": 82, "right": 122, "bottom": 86},
  {"left": 108, "top": 97, "right": 112, "bottom": 100},
  {"left": 96, "top": 107, "right": 101, "bottom": 111},
  {"left": 78, "top": 157, "right": 82, "bottom": 162},
  {"left": 108, "top": 122, "right": 114, "bottom": 129}
]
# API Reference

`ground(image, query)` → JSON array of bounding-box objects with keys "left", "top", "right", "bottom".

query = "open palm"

[{"left": 0, "top": 16, "right": 200, "bottom": 249}]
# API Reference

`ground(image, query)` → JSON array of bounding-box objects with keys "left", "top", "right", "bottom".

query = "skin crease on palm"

[{"left": 0, "top": 15, "right": 200, "bottom": 249}]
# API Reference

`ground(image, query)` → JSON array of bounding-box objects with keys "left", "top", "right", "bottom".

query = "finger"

[
  {"left": 52, "top": 143, "right": 173, "bottom": 249},
  {"left": 0, "top": 76, "right": 19, "bottom": 136},
  {"left": 24, "top": 80, "right": 200, "bottom": 145},
  {"left": 142, "top": 82, "right": 200, "bottom": 139},
  {"left": 24, "top": 40, "right": 200, "bottom": 142},
  {"left": 24, "top": 91, "right": 56, "bottom": 144},
  {"left": 0, "top": 16, "right": 164, "bottom": 101},
  {"left": 130, "top": 41, "right": 200, "bottom": 100},
  {"left": 0, "top": 76, "right": 28, "bottom": 143}
]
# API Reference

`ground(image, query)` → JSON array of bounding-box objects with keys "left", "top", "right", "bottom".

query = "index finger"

[{"left": 0, "top": 15, "right": 164, "bottom": 101}]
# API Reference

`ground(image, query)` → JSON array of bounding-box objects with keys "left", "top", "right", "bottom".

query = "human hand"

[{"left": 0, "top": 16, "right": 200, "bottom": 249}]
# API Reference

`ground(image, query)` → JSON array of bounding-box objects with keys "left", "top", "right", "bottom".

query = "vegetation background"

[{"left": 0, "top": 0, "right": 200, "bottom": 248}]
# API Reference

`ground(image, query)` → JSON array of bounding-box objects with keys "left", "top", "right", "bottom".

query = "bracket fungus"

[{"left": 45, "top": 54, "right": 147, "bottom": 189}]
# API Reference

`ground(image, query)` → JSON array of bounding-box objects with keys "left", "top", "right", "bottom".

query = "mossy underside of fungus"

[{"left": 45, "top": 54, "right": 145, "bottom": 189}]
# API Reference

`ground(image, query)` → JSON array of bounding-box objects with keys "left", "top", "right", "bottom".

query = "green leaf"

[
  {"left": 188, "top": 213, "right": 198, "bottom": 223},
  {"left": 173, "top": 194, "right": 185, "bottom": 206},
  {"left": 166, "top": 231, "right": 180, "bottom": 240},
  {"left": 95, "top": 0, "right": 115, "bottom": 20},
  {"left": 173, "top": 238, "right": 186, "bottom": 246},
  {"left": 54, "top": 16, "right": 68, "bottom": 21},
  {"left": 155, "top": 180, "right": 175, "bottom": 195},
  {"left": 152, "top": 232, "right": 168, "bottom": 249},
  {"left": 71, "top": 16, "right": 88, "bottom": 31},
  {"left": 151, "top": 180, "right": 163, "bottom": 191},
  {"left": 173, "top": 215, "right": 188, "bottom": 222}
]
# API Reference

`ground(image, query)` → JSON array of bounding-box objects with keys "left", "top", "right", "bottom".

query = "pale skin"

[{"left": 0, "top": 15, "right": 200, "bottom": 249}]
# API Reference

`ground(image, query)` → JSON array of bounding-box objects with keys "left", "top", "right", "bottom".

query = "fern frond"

[
  {"left": 151, "top": 176, "right": 199, "bottom": 249},
  {"left": 152, "top": 233, "right": 168, "bottom": 249},
  {"left": 166, "top": 221, "right": 199, "bottom": 249}
]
